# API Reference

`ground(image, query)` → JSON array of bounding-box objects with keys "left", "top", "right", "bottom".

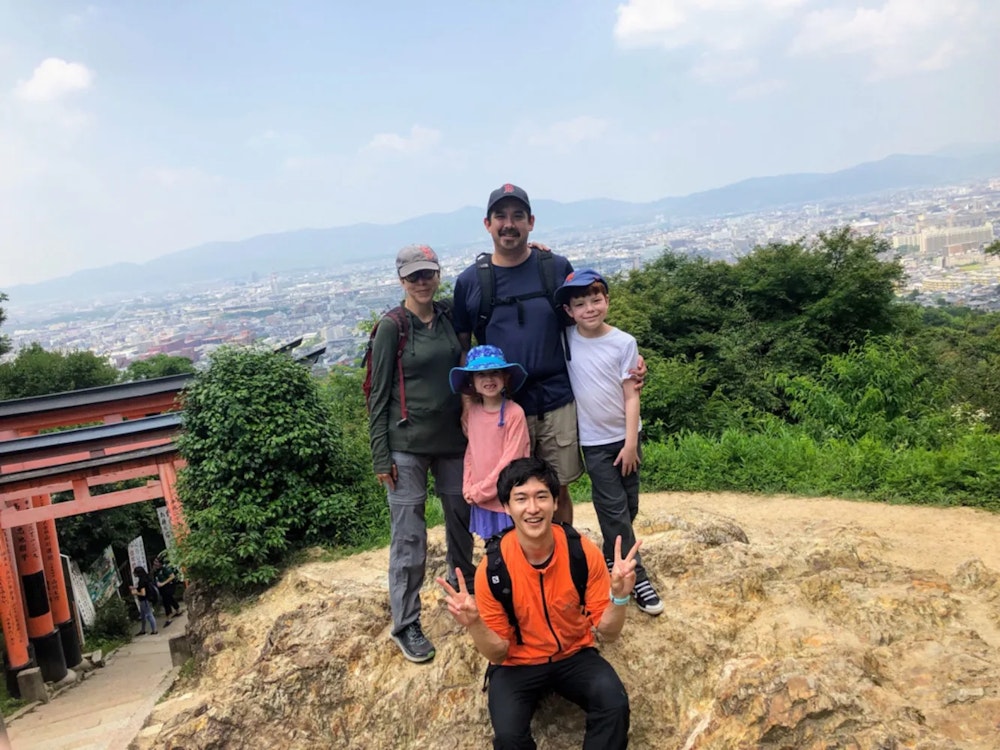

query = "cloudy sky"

[{"left": 1, "top": 0, "right": 998, "bottom": 286}]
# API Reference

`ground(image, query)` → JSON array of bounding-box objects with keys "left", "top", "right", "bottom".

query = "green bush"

[
  {"left": 88, "top": 595, "right": 132, "bottom": 641},
  {"left": 640, "top": 426, "right": 1000, "bottom": 512},
  {"left": 177, "top": 347, "right": 386, "bottom": 591}
]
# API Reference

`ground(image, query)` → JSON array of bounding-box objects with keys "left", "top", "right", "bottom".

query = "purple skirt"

[{"left": 470, "top": 505, "right": 513, "bottom": 540}]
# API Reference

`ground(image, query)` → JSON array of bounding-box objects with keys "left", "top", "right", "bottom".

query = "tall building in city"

[{"left": 920, "top": 224, "right": 994, "bottom": 255}]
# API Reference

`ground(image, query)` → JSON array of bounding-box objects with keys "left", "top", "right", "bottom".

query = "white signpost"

[
  {"left": 156, "top": 506, "right": 178, "bottom": 563},
  {"left": 66, "top": 558, "right": 96, "bottom": 628}
]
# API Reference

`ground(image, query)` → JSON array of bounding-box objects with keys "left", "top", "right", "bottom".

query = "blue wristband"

[{"left": 610, "top": 591, "right": 630, "bottom": 606}]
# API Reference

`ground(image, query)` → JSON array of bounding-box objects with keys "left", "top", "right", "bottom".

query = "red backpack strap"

[{"left": 384, "top": 307, "right": 410, "bottom": 425}]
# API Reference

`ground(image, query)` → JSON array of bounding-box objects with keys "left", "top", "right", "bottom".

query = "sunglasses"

[{"left": 403, "top": 269, "right": 437, "bottom": 283}]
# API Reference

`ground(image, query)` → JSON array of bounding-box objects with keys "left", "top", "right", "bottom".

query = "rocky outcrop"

[{"left": 148, "top": 507, "right": 1000, "bottom": 749}]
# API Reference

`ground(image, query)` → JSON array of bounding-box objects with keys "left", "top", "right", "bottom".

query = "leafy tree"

[
  {"left": 0, "top": 292, "right": 10, "bottom": 358},
  {"left": 57, "top": 501, "right": 161, "bottom": 570},
  {"left": 611, "top": 228, "right": 907, "bottom": 426},
  {"left": 776, "top": 336, "right": 958, "bottom": 448},
  {"left": 177, "top": 346, "right": 384, "bottom": 590},
  {"left": 0, "top": 343, "right": 118, "bottom": 399},
  {"left": 638, "top": 353, "right": 736, "bottom": 441},
  {"left": 913, "top": 304, "right": 1000, "bottom": 432},
  {"left": 121, "top": 353, "right": 195, "bottom": 382}
]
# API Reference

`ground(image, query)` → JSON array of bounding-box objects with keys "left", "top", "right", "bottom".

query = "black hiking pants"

[
  {"left": 159, "top": 582, "right": 181, "bottom": 616},
  {"left": 488, "top": 647, "right": 630, "bottom": 749}
]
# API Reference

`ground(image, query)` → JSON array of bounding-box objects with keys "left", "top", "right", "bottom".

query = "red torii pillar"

[
  {"left": 0, "top": 526, "right": 32, "bottom": 689},
  {"left": 33, "top": 494, "right": 82, "bottom": 668},
  {"left": 10, "top": 497, "right": 66, "bottom": 683}
]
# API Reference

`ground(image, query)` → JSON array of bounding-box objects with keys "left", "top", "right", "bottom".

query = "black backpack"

[
  {"left": 473, "top": 248, "right": 572, "bottom": 358},
  {"left": 484, "top": 523, "right": 590, "bottom": 645},
  {"left": 144, "top": 580, "right": 159, "bottom": 605},
  {"left": 361, "top": 301, "right": 452, "bottom": 426}
]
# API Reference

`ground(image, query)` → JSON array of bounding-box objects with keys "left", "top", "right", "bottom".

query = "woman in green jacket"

[{"left": 368, "top": 244, "right": 473, "bottom": 664}]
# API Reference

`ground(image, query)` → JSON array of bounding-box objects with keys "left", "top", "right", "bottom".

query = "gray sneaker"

[{"left": 391, "top": 622, "right": 435, "bottom": 663}]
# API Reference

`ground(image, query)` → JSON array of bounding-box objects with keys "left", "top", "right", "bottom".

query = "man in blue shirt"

[{"left": 452, "top": 184, "right": 582, "bottom": 523}]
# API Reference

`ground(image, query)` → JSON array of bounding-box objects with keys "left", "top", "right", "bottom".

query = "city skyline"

[
  {"left": 6, "top": 177, "right": 998, "bottom": 369},
  {"left": 2, "top": 0, "right": 999, "bottom": 286}
]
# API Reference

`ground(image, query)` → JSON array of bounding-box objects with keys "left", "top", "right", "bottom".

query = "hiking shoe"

[
  {"left": 632, "top": 579, "right": 664, "bottom": 616},
  {"left": 391, "top": 622, "right": 435, "bottom": 663}
]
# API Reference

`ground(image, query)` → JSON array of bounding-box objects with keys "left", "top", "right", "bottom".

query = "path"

[{"left": 6, "top": 612, "right": 186, "bottom": 750}]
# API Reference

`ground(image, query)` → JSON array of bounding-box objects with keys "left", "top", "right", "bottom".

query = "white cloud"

[
  {"left": 14, "top": 58, "right": 94, "bottom": 102},
  {"left": 363, "top": 124, "right": 441, "bottom": 155},
  {"left": 790, "top": 0, "right": 985, "bottom": 79},
  {"left": 615, "top": 0, "right": 994, "bottom": 86},
  {"left": 614, "top": 0, "right": 805, "bottom": 53},
  {"left": 524, "top": 116, "right": 610, "bottom": 150}
]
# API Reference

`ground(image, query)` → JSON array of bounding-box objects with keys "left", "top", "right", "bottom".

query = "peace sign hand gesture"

[
  {"left": 436, "top": 568, "right": 481, "bottom": 628},
  {"left": 610, "top": 535, "right": 642, "bottom": 600}
]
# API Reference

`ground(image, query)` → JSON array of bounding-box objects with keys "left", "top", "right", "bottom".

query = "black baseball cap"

[{"left": 486, "top": 183, "right": 531, "bottom": 216}]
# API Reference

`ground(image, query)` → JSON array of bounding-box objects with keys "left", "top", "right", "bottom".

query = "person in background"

[
  {"left": 449, "top": 345, "right": 530, "bottom": 540},
  {"left": 368, "top": 244, "right": 475, "bottom": 663},
  {"left": 153, "top": 552, "right": 183, "bottom": 625},
  {"left": 130, "top": 566, "right": 158, "bottom": 636}
]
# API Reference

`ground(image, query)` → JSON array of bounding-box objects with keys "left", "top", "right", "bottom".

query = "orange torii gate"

[{"left": 0, "top": 375, "right": 190, "bottom": 695}]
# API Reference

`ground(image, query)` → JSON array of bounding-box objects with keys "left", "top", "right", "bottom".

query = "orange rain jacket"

[{"left": 475, "top": 524, "right": 612, "bottom": 666}]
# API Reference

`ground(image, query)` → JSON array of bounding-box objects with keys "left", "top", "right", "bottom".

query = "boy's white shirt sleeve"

[{"left": 618, "top": 336, "right": 639, "bottom": 383}]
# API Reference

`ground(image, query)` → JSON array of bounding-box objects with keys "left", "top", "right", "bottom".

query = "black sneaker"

[
  {"left": 391, "top": 622, "right": 435, "bottom": 663},
  {"left": 632, "top": 579, "right": 664, "bottom": 616}
]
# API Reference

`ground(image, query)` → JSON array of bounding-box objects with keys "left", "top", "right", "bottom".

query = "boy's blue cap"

[
  {"left": 554, "top": 269, "right": 609, "bottom": 307},
  {"left": 449, "top": 345, "right": 528, "bottom": 395}
]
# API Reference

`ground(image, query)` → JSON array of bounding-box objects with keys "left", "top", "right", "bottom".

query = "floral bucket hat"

[{"left": 449, "top": 345, "right": 528, "bottom": 395}]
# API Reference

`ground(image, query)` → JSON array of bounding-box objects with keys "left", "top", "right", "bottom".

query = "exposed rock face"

[{"left": 149, "top": 506, "right": 1000, "bottom": 749}]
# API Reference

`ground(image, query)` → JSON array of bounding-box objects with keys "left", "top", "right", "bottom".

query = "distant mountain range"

[{"left": 10, "top": 147, "right": 1000, "bottom": 304}]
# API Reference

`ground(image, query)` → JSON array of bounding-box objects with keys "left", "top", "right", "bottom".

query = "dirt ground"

[
  {"left": 631, "top": 490, "right": 1000, "bottom": 576},
  {"left": 310, "top": 490, "right": 1000, "bottom": 599}
]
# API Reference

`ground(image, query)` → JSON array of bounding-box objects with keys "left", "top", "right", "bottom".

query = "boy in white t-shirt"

[{"left": 555, "top": 269, "right": 664, "bottom": 615}]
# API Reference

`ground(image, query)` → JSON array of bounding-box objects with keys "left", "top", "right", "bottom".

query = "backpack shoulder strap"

[
  {"left": 536, "top": 247, "right": 557, "bottom": 301},
  {"left": 384, "top": 306, "right": 411, "bottom": 424},
  {"left": 485, "top": 527, "right": 523, "bottom": 645},
  {"left": 383, "top": 305, "right": 408, "bottom": 336},
  {"left": 558, "top": 523, "right": 590, "bottom": 613},
  {"left": 474, "top": 252, "right": 495, "bottom": 343},
  {"left": 433, "top": 298, "right": 453, "bottom": 320},
  {"left": 535, "top": 250, "right": 573, "bottom": 360}
]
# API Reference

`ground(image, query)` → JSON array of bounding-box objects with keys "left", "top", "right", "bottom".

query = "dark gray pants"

[
  {"left": 582, "top": 440, "right": 647, "bottom": 582},
  {"left": 387, "top": 451, "right": 474, "bottom": 636}
]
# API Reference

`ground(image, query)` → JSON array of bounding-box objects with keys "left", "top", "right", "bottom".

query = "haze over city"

[{"left": 1, "top": 0, "right": 999, "bottom": 288}]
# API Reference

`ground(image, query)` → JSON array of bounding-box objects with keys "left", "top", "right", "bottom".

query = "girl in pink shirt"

[{"left": 449, "top": 345, "right": 531, "bottom": 539}]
